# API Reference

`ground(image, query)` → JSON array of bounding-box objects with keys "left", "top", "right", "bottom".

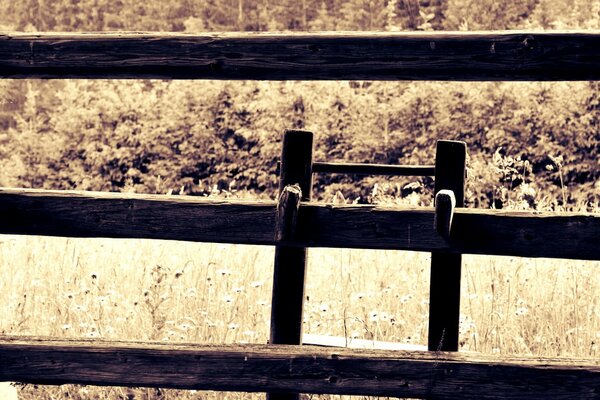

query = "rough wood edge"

[
  {"left": 0, "top": 31, "right": 599, "bottom": 80},
  {"left": 0, "top": 337, "right": 598, "bottom": 399},
  {"left": 0, "top": 187, "right": 598, "bottom": 260},
  {"left": 275, "top": 184, "right": 302, "bottom": 242},
  {"left": 434, "top": 189, "right": 456, "bottom": 239}
]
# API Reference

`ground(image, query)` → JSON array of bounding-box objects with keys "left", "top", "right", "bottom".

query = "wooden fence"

[{"left": 0, "top": 31, "right": 599, "bottom": 400}]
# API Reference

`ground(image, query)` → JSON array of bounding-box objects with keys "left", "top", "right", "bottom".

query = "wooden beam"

[
  {"left": 0, "top": 188, "right": 598, "bottom": 260},
  {"left": 312, "top": 162, "right": 435, "bottom": 176},
  {"left": 270, "top": 130, "right": 313, "bottom": 345},
  {"left": 429, "top": 140, "right": 466, "bottom": 352},
  {"left": 0, "top": 337, "right": 598, "bottom": 399},
  {"left": 270, "top": 130, "right": 314, "bottom": 400},
  {"left": 0, "top": 32, "right": 599, "bottom": 80}
]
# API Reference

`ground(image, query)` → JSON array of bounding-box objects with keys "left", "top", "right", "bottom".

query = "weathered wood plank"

[
  {"left": 312, "top": 162, "right": 435, "bottom": 176},
  {"left": 429, "top": 140, "right": 466, "bottom": 352},
  {"left": 270, "top": 130, "right": 314, "bottom": 400},
  {"left": 0, "top": 337, "right": 598, "bottom": 399},
  {"left": 0, "top": 31, "right": 599, "bottom": 80},
  {"left": 0, "top": 188, "right": 598, "bottom": 260}
]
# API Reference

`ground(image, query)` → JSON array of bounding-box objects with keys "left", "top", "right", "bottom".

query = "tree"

[
  {"left": 444, "top": 0, "right": 537, "bottom": 30},
  {"left": 309, "top": 2, "right": 335, "bottom": 30},
  {"left": 529, "top": 0, "right": 600, "bottom": 29},
  {"left": 337, "top": 0, "right": 387, "bottom": 30}
]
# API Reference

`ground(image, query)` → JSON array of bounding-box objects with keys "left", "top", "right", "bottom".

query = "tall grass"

[{"left": 1, "top": 223, "right": 598, "bottom": 399}]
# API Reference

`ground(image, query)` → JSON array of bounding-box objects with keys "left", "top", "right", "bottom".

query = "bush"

[{"left": 2, "top": 80, "right": 597, "bottom": 209}]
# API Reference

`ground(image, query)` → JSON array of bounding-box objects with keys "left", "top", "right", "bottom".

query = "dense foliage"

[{"left": 0, "top": 0, "right": 598, "bottom": 209}]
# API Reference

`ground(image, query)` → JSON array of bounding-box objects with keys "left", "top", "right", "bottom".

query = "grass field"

[{"left": 1, "top": 223, "right": 599, "bottom": 399}]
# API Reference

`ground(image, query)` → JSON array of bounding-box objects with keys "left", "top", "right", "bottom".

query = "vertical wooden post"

[
  {"left": 268, "top": 130, "right": 313, "bottom": 400},
  {"left": 428, "top": 140, "right": 466, "bottom": 352}
]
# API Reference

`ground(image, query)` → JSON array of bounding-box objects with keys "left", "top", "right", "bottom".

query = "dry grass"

[{"left": 0, "top": 228, "right": 598, "bottom": 399}]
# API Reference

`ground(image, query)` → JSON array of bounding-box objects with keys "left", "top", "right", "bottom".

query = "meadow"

[{"left": 1, "top": 195, "right": 598, "bottom": 399}]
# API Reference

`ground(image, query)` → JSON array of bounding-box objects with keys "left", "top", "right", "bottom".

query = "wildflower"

[
  {"left": 74, "top": 304, "right": 88, "bottom": 312},
  {"left": 256, "top": 300, "right": 268, "bottom": 306},
  {"left": 178, "top": 323, "right": 191, "bottom": 331},
  {"left": 369, "top": 310, "right": 379, "bottom": 322},
  {"left": 233, "top": 286, "right": 244, "bottom": 293},
  {"left": 515, "top": 307, "right": 529, "bottom": 316},
  {"left": 228, "top": 323, "right": 239, "bottom": 330},
  {"left": 400, "top": 294, "right": 413, "bottom": 304},
  {"left": 319, "top": 303, "right": 329, "bottom": 312},
  {"left": 250, "top": 281, "right": 264, "bottom": 288},
  {"left": 352, "top": 292, "right": 367, "bottom": 301},
  {"left": 62, "top": 324, "right": 72, "bottom": 330},
  {"left": 216, "top": 268, "right": 232, "bottom": 276},
  {"left": 223, "top": 295, "right": 234, "bottom": 303}
]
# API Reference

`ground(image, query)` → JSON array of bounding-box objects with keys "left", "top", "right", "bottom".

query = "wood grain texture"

[
  {"left": 0, "top": 31, "right": 599, "bottom": 80},
  {"left": 0, "top": 337, "right": 598, "bottom": 399},
  {"left": 270, "top": 130, "right": 313, "bottom": 349},
  {"left": 0, "top": 188, "right": 598, "bottom": 260},
  {"left": 429, "top": 140, "right": 466, "bottom": 352},
  {"left": 269, "top": 130, "right": 314, "bottom": 400},
  {"left": 275, "top": 184, "right": 302, "bottom": 242}
]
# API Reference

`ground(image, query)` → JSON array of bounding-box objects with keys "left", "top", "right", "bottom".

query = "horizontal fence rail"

[
  {"left": 0, "top": 187, "right": 598, "bottom": 260},
  {"left": 0, "top": 31, "right": 599, "bottom": 80},
  {"left": 312, "top": 162, "right": 435, "bottom": 176},
  {"left": 0, "top": 337, "right": 598, "bottom": 400}
]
